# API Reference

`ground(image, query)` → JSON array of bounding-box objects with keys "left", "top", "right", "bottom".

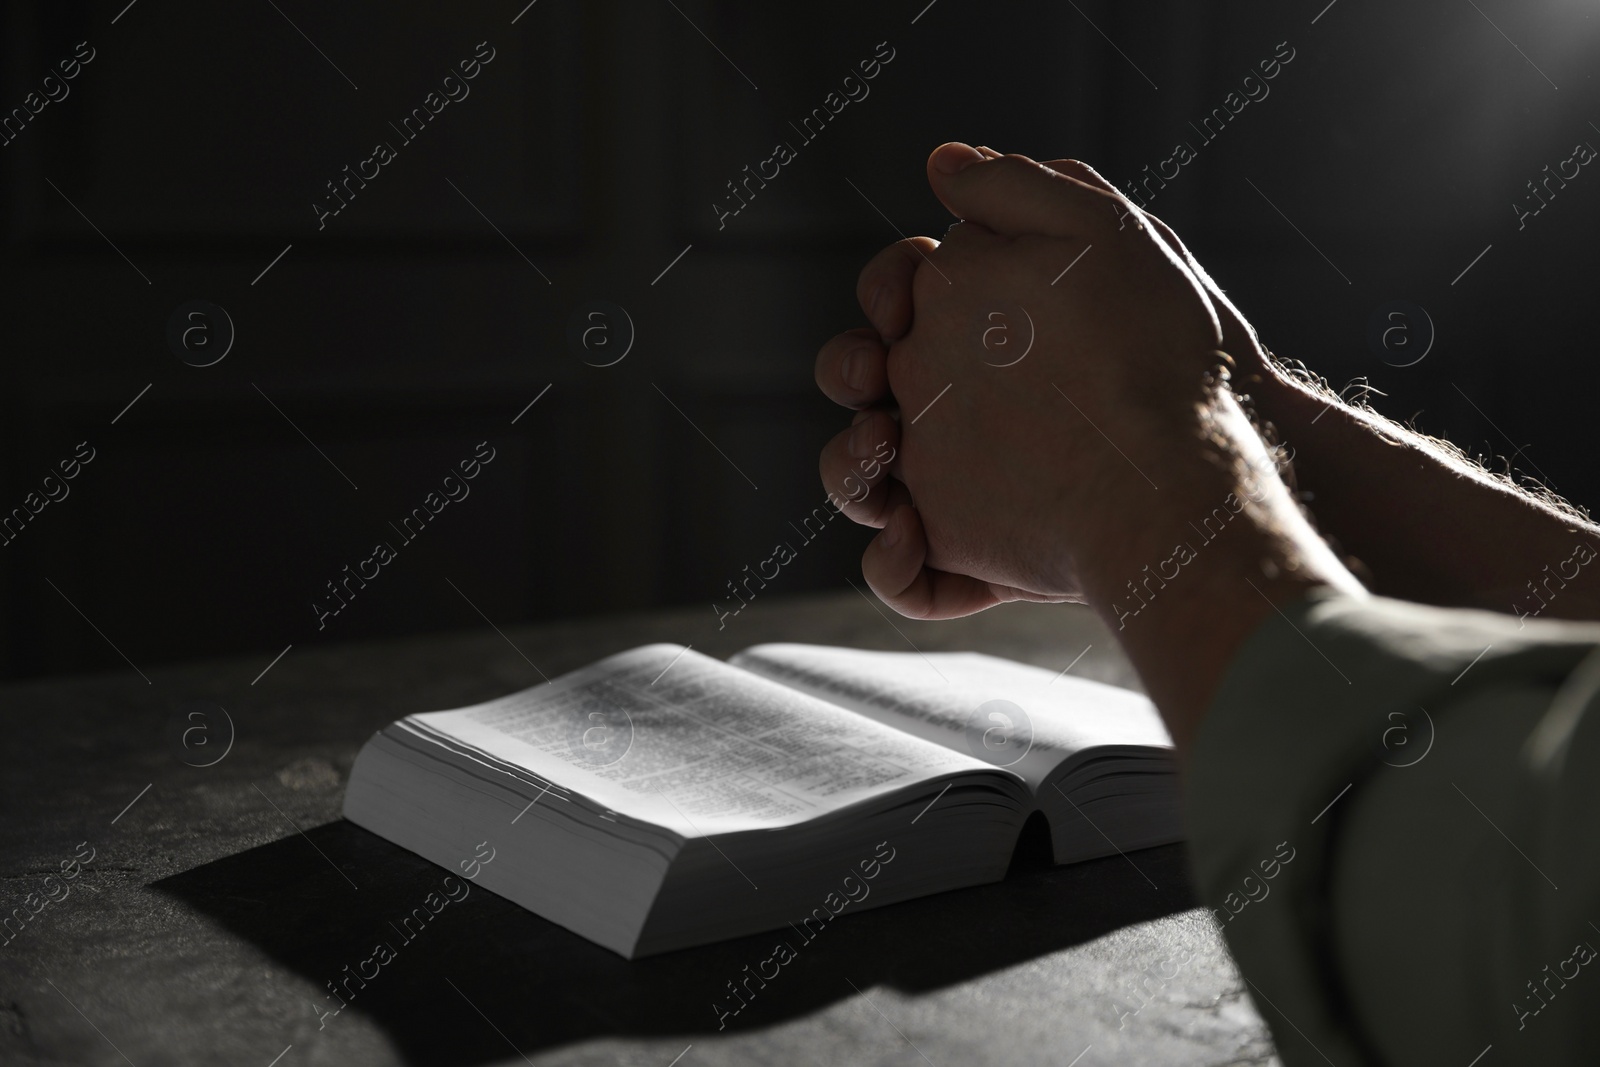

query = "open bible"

[{"left": 342, "top": 642, "right": 1180, "bottom": 959}]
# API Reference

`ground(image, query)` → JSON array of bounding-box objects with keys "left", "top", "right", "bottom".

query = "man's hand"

[
  {"left": 820, "top": 142, "right": 1226, "bottom": 617},
  {"left": 817, "top": 143, "right": 1364, "bottom": 749}
]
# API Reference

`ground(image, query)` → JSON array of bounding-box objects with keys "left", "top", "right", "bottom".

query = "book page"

[
  {"left": 410, "top": 645, "right": 993, "bottom": 834},
  {"left": 730, "top": 643, "right": 1172, "bottom": 792}
]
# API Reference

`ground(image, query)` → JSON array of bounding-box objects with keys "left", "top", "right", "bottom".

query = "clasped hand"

[{"left": 817, "top": 142, "right": 1253, "bottom": 621}]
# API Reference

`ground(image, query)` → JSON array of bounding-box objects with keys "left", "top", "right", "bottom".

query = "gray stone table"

[{"left": 0, "top": 590, "right": 1278, "bottom": 1066}]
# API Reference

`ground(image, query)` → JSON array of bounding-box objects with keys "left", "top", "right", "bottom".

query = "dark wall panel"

[{"left": 2, "top": 0, "right": 1598, "bottom": 679}]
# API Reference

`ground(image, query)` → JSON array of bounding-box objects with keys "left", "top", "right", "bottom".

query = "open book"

[{"left": 342, "top": 643, "right": 1179, "bottom": 959}]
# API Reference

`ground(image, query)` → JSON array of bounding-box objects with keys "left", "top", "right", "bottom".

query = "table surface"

[{"left": 0, "top": 590, "right": 1278, "bottom": 1067}]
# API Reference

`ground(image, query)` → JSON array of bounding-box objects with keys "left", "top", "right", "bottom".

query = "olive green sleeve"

[{"left": 1184, "top": 589, "right": 1600, "bottom": 1066}]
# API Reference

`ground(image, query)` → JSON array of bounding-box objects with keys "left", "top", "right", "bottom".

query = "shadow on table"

[{"left": 154, "top": 817, "right": 1197, "bottom": 1064}]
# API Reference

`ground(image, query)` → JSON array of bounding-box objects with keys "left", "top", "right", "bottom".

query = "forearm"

[
  {"left": 1245, "top": 361, "right": 1600, "bottom": 622},
  {"left": 1080, "top": 376, "right": 1600, "bottom": 1065},
  {"left": 1074, "top": 386, "right": 1364, "bottom": 755}
]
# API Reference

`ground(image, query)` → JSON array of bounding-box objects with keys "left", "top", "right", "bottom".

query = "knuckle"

[
  {"left": 814, "top": 334, "right": 838, "bottom": 373},
  {"left": 910, "top": 254, "right": 945, "bottom": 303},
  {"left": 815, "top": 336, "right": 846, "bottom": 389},
  {"left": 856, "top": 249, "right": 892, "bottom": 304}
]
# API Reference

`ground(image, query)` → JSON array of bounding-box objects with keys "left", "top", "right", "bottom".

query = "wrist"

[
  {"left": 1230, "top": 348, "right": 1337, "bottom": 440},
  {"left": 1069, "top": 387, "right": 1362, "bottom": 754},
  {"left": 1066, "top": 383, "right": 1266, "bottom": 591}
]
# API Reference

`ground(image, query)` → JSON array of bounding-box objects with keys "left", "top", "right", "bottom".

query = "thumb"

[{"left": 925, "top": 142, "right": 1128, "bottom": 239}]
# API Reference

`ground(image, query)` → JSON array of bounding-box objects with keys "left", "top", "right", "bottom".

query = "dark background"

[{"left": 0, "top": 0, "right": 1596, "bottom": 681}]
